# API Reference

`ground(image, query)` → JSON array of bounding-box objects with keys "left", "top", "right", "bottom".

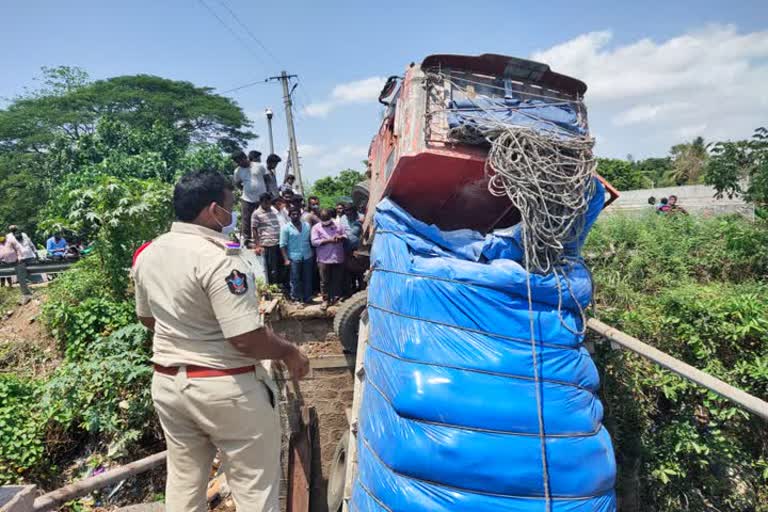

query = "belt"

[{"left": 153, "top": 364, "right": 255, "bottom": 378}]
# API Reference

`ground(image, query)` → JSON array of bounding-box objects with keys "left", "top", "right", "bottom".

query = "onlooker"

[
  {"left": 232, "top": 150, "right": 266, "bottom": 245},
  {"left": 647, "top": 196, "right": 656, "bottom": 208},
  {"left": 311, "top": 208, "right": 346, "bottom": 309},
  {"left": 0, "top": 233, "right": 32, "bottom": 299},
  {"left": 263, "top": 153, "right": 281, "bottom": 198},
  {"left": 339, "top": 204, "right": 365, "bottom": 295},
  {"left": 656, "top": 197, "right": 670, "bottom": 214},
  {"left": 302, "top": 198, "right": 321, "bottom": 227},
  {"left": 280, "top": 208, "right": 314, "bottom": 304},
  {"left": 46, "top": 233, "right": 69, "bottom": 259},
  {"left": 280, "top": 174, "right": 297, "bottom": 195},
  {"left": 7, "top": 225, "right": 37, "bottom": 262},
  {"left": 280, "top": 188, "right": 295, "bottom": 202},
  {"left": 274, "top": 197, "right": 289, "bottom": 227},
  {"left": 667, "top": 194, "right": 688, "bottom": 215},
  {"left": 335, "top": 202, "right": 345, "bottom": 220},
  {"left": 251, "top": 193, "right": 282, "bottom": 286}
]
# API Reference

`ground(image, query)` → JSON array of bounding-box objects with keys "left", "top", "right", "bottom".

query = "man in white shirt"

[{"left": 232, "top": 150, "right": 267, "bottom": 246}]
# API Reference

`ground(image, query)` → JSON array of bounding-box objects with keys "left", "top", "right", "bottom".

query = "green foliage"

[
  {"left": 309, "top": 168, "right": 365, "bottom": 207},
  {"left": 586, "top": 213, "right": 768, "bottom": 511},
  {"left": 597, "top": 158, "right": 653, "bottom": 191},
  {"left": 669, "top": 136, "right": 710, "bottom": 185},
  {"left": 0, "top": 375, "right": 45, "bottom": 483},
  {"left": 42, "top": 258, "right": 136, "bottom": 359},
  {"left": 0, "top": 325, "right": 154, "bottom": 484},
  {"left": 706, "top": 127, "right": 768, "bottom": 211},
  {"left": 0, "top": 66, "right": 251, "bottom": 240}
]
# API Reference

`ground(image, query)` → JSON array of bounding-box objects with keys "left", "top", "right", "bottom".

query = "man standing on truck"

[
  {"left": 232, "top": 150, "right": 266, "bottom": 246},
  {"left": 251, "top": 192, "right": 282, "bottom": 286},
  {"left": 132, "top": 170, "right": 309, "bottom": 512}
]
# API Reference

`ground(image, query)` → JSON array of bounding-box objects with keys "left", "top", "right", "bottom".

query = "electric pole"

[
  {"left": 264, "top": 108, "right": 275, "bottom": 155},
  {"left": 269, "top": 71, "right": 303, "bottom": 194}
]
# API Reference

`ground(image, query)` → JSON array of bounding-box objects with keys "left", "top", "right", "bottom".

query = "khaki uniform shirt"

[{"left": 133, "top": 222, "right": 264, "bottom": 369}]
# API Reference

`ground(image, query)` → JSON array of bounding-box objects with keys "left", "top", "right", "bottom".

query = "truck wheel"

[
  {"left": 326, "top": 431, "right": 350, "bottom": 512},
  {"left": 334, "top": 290, "right": 368, "bottom": 354}
]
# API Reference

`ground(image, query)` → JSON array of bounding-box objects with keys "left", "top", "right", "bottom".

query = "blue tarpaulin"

[{"left": 350, "top": 182, "right": 616, "bottom": 511}]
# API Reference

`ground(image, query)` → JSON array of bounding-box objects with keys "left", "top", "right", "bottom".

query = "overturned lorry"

[{"left": 331, "top": 54, "right": 619, "bottom": 512}]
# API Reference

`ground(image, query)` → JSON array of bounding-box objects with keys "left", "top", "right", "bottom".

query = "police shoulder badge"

[{"left": 225, "top": 269, "right": 248, "bottom": 295}]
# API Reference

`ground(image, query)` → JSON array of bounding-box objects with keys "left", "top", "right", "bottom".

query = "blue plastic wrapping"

[{"left": 350, "top": 183, "right": 616, "bottom": 511}]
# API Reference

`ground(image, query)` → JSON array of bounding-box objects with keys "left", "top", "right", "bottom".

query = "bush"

[
  {"left": 0, "top": 324, "right": 155, "bottom": 484},
  {"left": 586, "top": 213, "right": 768, "bottom": 511},
  {"left": 43, "top": 258, "right": 135, "bottom": 359}
]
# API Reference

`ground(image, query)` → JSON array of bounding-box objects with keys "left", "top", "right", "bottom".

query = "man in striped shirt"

[{"left": 251, "top": 193, "right": 283, "bottom": 286}]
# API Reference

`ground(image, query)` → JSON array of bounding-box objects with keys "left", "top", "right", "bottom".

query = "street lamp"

[{"left": 265, "top": 108, "right": 274, "bottom": 155}]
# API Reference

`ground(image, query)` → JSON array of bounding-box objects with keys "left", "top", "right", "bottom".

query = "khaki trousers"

[{"left": 152, "top": 367, "right": 281, "bottom": 512}]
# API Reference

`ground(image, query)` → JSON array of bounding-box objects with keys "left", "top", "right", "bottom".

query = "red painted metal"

[{"left": 363, "top": 53, "right": 619, "bottom": 240}]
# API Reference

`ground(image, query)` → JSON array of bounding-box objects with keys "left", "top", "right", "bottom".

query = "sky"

[{"left": 2, "top": 1, "right": 767, "bottom": 184}]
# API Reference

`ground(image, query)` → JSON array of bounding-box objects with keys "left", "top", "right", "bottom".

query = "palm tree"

[{"left": 668, "top": 136, "right": 710, "bottom": 185}]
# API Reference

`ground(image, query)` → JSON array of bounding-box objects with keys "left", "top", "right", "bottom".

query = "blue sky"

[{"left": 2, "top": 1, "right": 767, "bottom": 184}]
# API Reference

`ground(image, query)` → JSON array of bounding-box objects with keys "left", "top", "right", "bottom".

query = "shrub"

[
  {"left": 586, "top": 213, "right": 768, "bottom": 511},
  {"left": 0, "top": 324, "right": 155, "bottom": 484}
]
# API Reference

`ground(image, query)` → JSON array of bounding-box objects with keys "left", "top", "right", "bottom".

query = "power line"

[
  {"left": 214, "top": 0, "right": 283, "bottom": 67},
  {"left": 195, "top": 0, "right": 270, "bottom": 69},
  {"left": 220, "top": 78, "right": 270, "bottom": 94}
]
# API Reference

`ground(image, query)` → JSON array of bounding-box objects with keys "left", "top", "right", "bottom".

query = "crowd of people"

[
  {"left": 231, "top": 150, "right": 366, "bottom": 310},
  {"left": 649, "top": 194, "right": 688, "bottom": 215},
  {"left": 0, "top": 226, "right": 91, "bottom": 300}
]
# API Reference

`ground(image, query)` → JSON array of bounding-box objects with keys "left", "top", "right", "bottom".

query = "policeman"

[{"left": 132, "top": 170, "right": 309, "bottom": 512}]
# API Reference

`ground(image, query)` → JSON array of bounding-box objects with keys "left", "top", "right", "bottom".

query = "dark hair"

[
  {"left": 647, "top": 196, "right": 656, "bottom": 205},
  {"left": 266, "top": 154, "right": 281, "bottom": 166},
  {"left": 660, "top": 197, "right": 668, "bottom": 205},
  {"left": 285, "top": 174, "right": 295, "bottom": 182},
  {"left": 319, "top": 208, "right": 333, "bottom": 222},
  {"left": 288, "top": 206, "right": 302, "bottom": 216},
  {"left": 259, "top": 192, "right": 273, "bottom": 203},
  {"left": 308, "top": 195, "right": 319, "bottom": 202},
  {"left": 669, "top": 194, "right": 678, "bottom": 201},
  {"left": 248, "top": 150, "right": 262, "bottom": 161},
  {"left": 173, "top": 171, "right": 233, "bottom": 222},
  {"left": 231, "top": 150, "right": 246, "bottom": 162}
]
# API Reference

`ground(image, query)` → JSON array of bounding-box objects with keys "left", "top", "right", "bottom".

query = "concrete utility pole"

[
  {"left": 269, "top": 71, "right": 303, "bottom": 194},
  {"left": 265, "top": 108, "right": 275, "bottom": 155}
]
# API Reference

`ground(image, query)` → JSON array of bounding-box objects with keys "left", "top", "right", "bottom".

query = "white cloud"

[
  {"left": 304, "top": 76, "right": 386, "bottom": 118},
  {"left": 531, "top": 25, "right": 768, "bottom": 157}
]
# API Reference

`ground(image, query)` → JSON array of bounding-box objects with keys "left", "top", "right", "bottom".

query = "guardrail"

[
  {"left": 587, "top": 318, "right": 768, "bottom": 422},
  {"left": 0, "top": 262, "right": 73, "bottom": 278}
]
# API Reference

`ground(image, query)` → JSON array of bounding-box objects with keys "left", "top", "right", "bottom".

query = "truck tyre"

[
  {"left": 334, "top": 290, "right": 368, "bottom": 354},
  {"left": 327, "top": 430, "right": 350, "bottom": 512}
]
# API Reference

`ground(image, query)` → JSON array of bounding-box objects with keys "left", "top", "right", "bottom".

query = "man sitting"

[{"left": 46, "top": 233, "right": 69, "bottom": 260}]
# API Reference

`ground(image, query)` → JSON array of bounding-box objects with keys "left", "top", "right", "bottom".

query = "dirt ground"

[{"left": 0, "top": 293, "right": 60, "bottom": 377}]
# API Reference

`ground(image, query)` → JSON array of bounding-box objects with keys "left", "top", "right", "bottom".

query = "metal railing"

[{"left": 587, "top": 318, "right": 768, "bottom": 422}]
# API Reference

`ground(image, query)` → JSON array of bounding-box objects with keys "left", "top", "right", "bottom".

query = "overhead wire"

[
  {"left": 213, "top": 0, "right": 283, "bottom": 67},
  {"left": 195, "top": 0, "right": 271, "bottom": 70}
]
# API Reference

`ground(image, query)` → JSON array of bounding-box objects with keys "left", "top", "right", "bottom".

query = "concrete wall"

[{"left": 605, "top": 184, "right": 754, "bottom": 218}]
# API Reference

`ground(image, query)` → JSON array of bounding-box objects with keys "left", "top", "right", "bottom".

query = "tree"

[
  {"left": 0, "top": 67, "right": 247, "bottom": 238},
  {"left": 597, "top": 158, "right": 652, "bottom": 191},
  {"left": 0, "top": 67, "right": 254, "bottom": 154},
  {"left": 669, "top": 136, "right": 709, "bottom": 185},
  {"left": 309, "top": 169, "right": 366, "bottom": 206},
  {"left": 705, "top": 127, "right": 768, "bottom": 210},
  {"left": 632, "top": 157, "right": 673, "bottom": 188}
]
